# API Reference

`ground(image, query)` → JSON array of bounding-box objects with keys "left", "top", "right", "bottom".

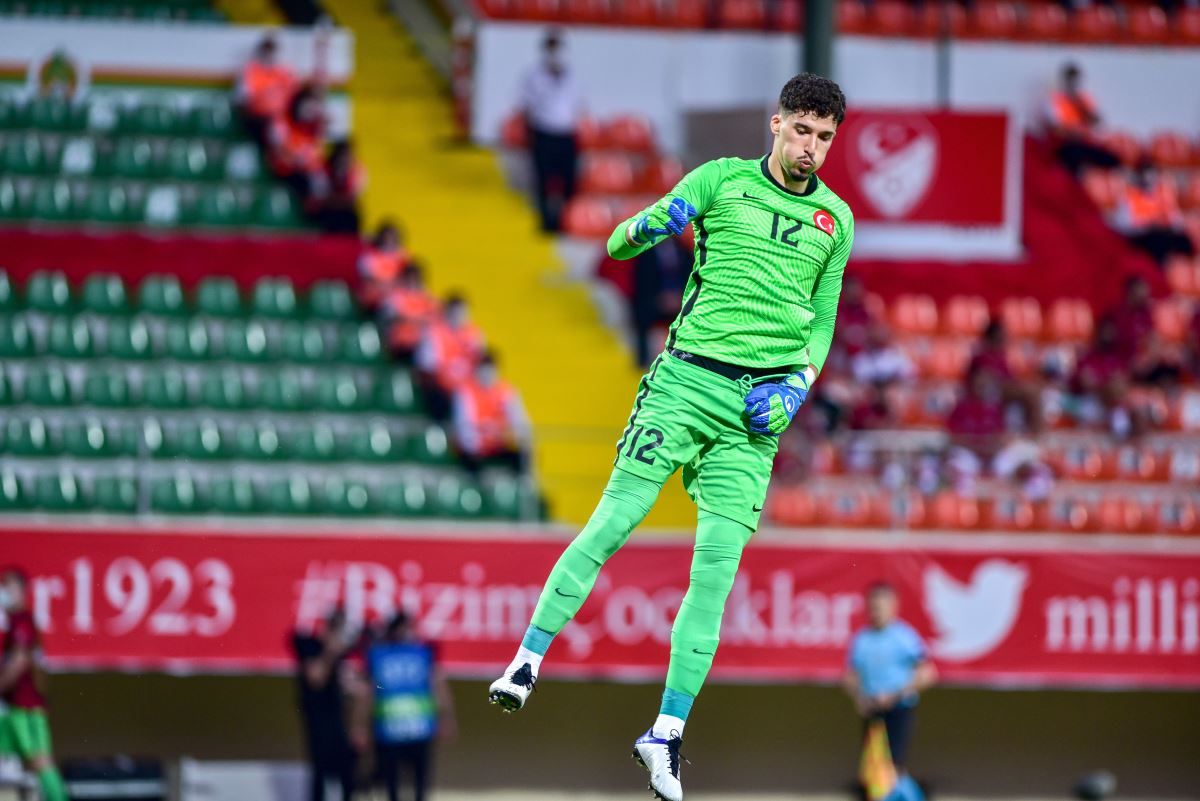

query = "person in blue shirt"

[
  {"left": 361, "top": 611, "right": 456, "bottom": 801},
  {"left": 843, "top": 582, "right": 937, "bottom": 772}
]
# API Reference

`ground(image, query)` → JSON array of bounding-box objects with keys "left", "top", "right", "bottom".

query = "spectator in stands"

[
  {"left": 362, "top": 611, "right": 455, "bottom": 801},
  {"left": 453, "top": 352, "right": 531, "bottom": 474},
  {"left": 308, "top": 139, "right": 364, "bottom": 233},
  {"left": 292, "top": 607, "right": 360, "bottom": 801},
  {"left": 0, "top": 568, "right": 67, "bottom": 801},
  {"left": 1187, "top": 305, "right": 1200, "bottom": 381},
  {"left": 1108, "top": 276, "right": 1154, "bottom": 361},
  {"left": 851, "top": 321, "right": 915, "bottom": 387},
  {"left": 629, "top": 238, "right": 693, "bottom": 368},
  {"left": 417, "top": 293, "right": 486, "bottom": 419},
  {"left": 1112, "top": 159, "right": 1195, "bottom": 268},
  {"left": 848, "top": 382, "right": 897, "bottom": 431},
  {"left": 237, "top": 34, "right": 297, "bottom": 147},
  {"left": 381, "top": 264, "right": 437, "bottom": 362},
  {"left": 836, "top": 276, "right": 876, "bottom": 359},
  {"left": 968, "top": 320, "right": 1042, "bottom": 433},
  {"left": 519, "top": 29, "right": 584, "bottom": 233},
  {"left": 269, "top": 83, "right": 328, "bottom": 203},
  {"left": 1045, "top": 63, "right": 1120, "bottom": 176},
  {"left": 358, "top": 220, "right": 411, "bottom": 308},
  {"left": 843, "top": 582, "right": 936, "bottom": 780}
]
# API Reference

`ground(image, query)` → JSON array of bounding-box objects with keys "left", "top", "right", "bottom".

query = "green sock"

[
  {"left": 38, "top": 765, "right": 68, "bottom": 801},
  {"left": 665, "top": 510, "right": 754, "bottom": 698},
  {"left": 529, "top": 468, "right": 660, "bottom": 635}
]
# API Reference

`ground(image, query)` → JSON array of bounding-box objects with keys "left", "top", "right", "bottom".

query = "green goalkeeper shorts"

[
  {"left": 614, "top": 351, "right": 782, "bottom": 530},
  {"left": 7, "top": 708, "right": 53, "bottom": 760}
]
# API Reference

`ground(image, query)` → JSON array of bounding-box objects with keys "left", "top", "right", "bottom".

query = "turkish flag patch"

[{"left": 813, "top": 209, "right": 836, "bottom": 236}]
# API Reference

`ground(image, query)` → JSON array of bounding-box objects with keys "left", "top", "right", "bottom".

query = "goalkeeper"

[{"left": 490, "top": 73, "right": 855, "bottom": 801}]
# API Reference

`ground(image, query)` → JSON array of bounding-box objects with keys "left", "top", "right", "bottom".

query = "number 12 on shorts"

[{"left": 623, "top": 425, "right": 664, "bottom": 465}]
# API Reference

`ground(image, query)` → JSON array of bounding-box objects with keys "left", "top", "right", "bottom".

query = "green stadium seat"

[
  {"left": 164, "top": 318, "right": 214, "bottom": 360},
  {"left": 89, "top": 182, "right": 143, "bottom": 224},
  {"left": 0, "top": 370, "right": 11, "bottom": 406},
  {"left": 233, "top": 421, "right": 284, "bottom": 461},
  {"left": 0, "top": 316, "right": 33, "bottom": 357},
  {"left": 0, "top": 96, "right": 29, "bottom": 130},
  {"left": 81, "top": 273, "right": 129, "bottom": 315},
  {"left": 35, "top": 470, "right": 89, "bottom": 511},
  {"left": 139, "top": 418, "right": 176, "bottom": 459},
  {"left": 30, "top": 179, "right": 81, "bottom": 222},
  {"left": 0, "top": 273, "right": 14, "bottom": 312},
  {"left": 24, "top": 270, "right": 73, "bottom": 313},
  {"left": 112, "top": 138, "right": 158, "bottom": 180},
  {"left": 434, "top": 475, "right": 485, "bottom": 518},
  {"left": 143, "top": 185, "right": 184, "bottom": 227},
  {"left": 485, "top": 475, "right": 526, "bottom": 519},
  {"left": 324, "top": 477, "right": 374, "bottom": 516},
  {"left": 211, "top": 474, "right": 260, "bottom": 515},
  {"left": 0, "top": 177, "right": 27, "bottom": 220},
  {"left": 151, "top": 473, "right": 209, "bottom": 514},
  {"left": 84, "top": 367, "right": 134, "bottom": 407},
  {"left": 164, "top": 139, "right": 215, "bottom": 181},
  {"left": 194, "top": 186, "right": 241, "bottom": 226},
  {"left": 279, "top": 320, "right": 328, "bottom": 363},
  {"left": 3, "top": 416, "right": 57, "bottom": 456},
  {"left": 190, "top": 100, "right": 238, "bottom": 139},
  {"left": 293, "top": 422, "right": 339, "bottom": 462},
  {"left": 259, "top": 368, "right": 307, "bottom": 411},
  {"left": 48, "top": 316, "right": 94, "bottom": 358},
  {"left": 0, "top": 469, "right": 31, "bottom": 511},
  {"left": 138, "top": 274, "right": 186, "bottom": 316},
  {"left": 315, "top": 371, "right": 370, "bottom": 412},
  {"left": 255, "top": 187, "right": 302, "bottom": 228},
  {"left": 252, "top": 278, "right": 299, "bottom": 318},
  {"left": 265, "top": 474, "right": 320, "bottom": 515},
  {"left": 24, "top": 365, "right": 72, "bottom": 406},
  {"left": 59, "top": 136, "right": 97, "bottom": 177},
  {"left": 379, "top": 480, "right": 430, "bottom": 517},
  {"left": 107, "top": 316, "right": 153, "bottom": 360},
  {"left": 63, "top": 417, "right": 135, "bottom": 458},
  {"left": 200, "top": 368, "right": 254, "bottom": 409},
  {"left": 124, "top": 103, "right": 182, "bottom": 137},
  {"left": 94, "top": 475, "right": 139, "bottom": 513},
  {"left": 410, "top": 424, "right": 452, "bottom": 464},
  {"left": 223, "top": 320, "right": 271, "bottom": 362},
  {"left": 348, "top": 424, "right": 399, "bottom": 462},
  {"left": 222, "top": 143, "right": 263, "bottom": 181},
  {"left": 194, "top": 276, "right": 242, "bottom": 317},
  {"left": 28, "top": 97, "right": 86, "bottom": 131},
  {"left": 3, "top": 133, "right": 49, "bottom": 175},
  {"left": 342, "top": 323, "right": 384, "bottom": 364},
  {"left": 142, "top": 367, "right": 189, "bottom": 409},
  {"left": 177, "top": 418, "right": 229, "bottom": 460},
  {"left": 307, "top": 280, "right": 354, "bottom": 321}
]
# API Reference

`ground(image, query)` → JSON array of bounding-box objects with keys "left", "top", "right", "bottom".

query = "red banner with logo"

[
  {"left": 2, "top": 526, "right": 1198, "bottom": 688},
  {"left": 819, "top": 109, "right": 1022, "bottom": 260}
]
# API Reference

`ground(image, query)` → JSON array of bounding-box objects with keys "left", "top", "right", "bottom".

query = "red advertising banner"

[
  {"left": 2, "top": 526, "right": 1198, "bottom": 688},
  {"left": 818, "top": 109, "right": 1021, "bottom": 260}
]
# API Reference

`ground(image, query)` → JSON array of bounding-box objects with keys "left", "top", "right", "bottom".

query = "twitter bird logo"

[{"left": 923, "top": 559, "right": 1028, "bottom": 662}]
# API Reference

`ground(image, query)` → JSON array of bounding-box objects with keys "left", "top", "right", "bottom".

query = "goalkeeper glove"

[
  {"left": 744, "top": 373, "right": 809, "bottom": 436},
  {"left": 631, "top": 197, "right": 697, "bottom": 244}
]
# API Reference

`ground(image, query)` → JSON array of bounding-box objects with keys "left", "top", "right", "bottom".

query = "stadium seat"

[
  {"left": 64, "top": 417, "right": 135, "bottom": 458},
  {"left": 342, "top": 323, "right": 384, "bottom": 364},
  {"left": 926, "top": 338, "right": 972, "bottom": 380},
  {"left": 1046, "top": 298, "right": 1093, "bottom": 343},
  {"left": 308, "top": 280, "right": 355, "bottom": 321},
  {"left": 666, "top": 0, "right": 708, "bottom": 27},
  {"left": 80, "top": 273, "right": 129, "bottom": 316},
  {"left": 1071, "top": 4, "right": 1119, "bottom": 42},
  {"left": 968, "top": 1, "right": 1018, "bottom": 39},
  {"left": 941, "top": 295, "right": 989, "bottom": 336},
  {"left": 376, "top": 370, "right": 420, "bottom": 414},
  {"left": 24, "top": 270, "right": 73, "bottom": 313},
  {"left": 1114, "top": 445, "right": 1168, "bottom": 483},
  {"left": 260, "top": 368, "right": 308, "bottom": 411},
  {"left": 1081, "top": 168, "right": 1124, "bottom": 211},
  {"left": 1148, "top": 132, "right": 1194, "bottom": 168},
  {"left": 35, "top": 470, "right": 89, "bottom": 512},
  {"left": 773, "top": 0, "right": 803, "bottom": 32},
  {"left": 836, "top": 0, "right": 867, "bottom": 33},
  {"left": 1165, "top": 256, "right": 1200, "bottom": 297},
  {"left": 616, "top": 0, "right": 658, "bottom": 24},
  {"left": 562, "top": 196, "right": 617, "bottom": 238},
  {"left": 926, "top": 492, "right": 982, "bottom": 531},
  {"left": 0, "top": 273, "right": 14, "bottom": 312},
  {"left": 500, "top": 113, "right": 527, "bottom": 149},
  {"left": 24, "top": 365, "right": 73, "bottom": 406},
  {"left": 194, "top": 276, "right": 242, "bottom": 317},
  {"left": 211, "top": 475, "right": 260, "bottom": 515},
  {"left": 1152, "top": 298, "right": 1190, "bottom": 343},
  {"left": 293, "top": 422, "right": 340, "bottom": 462},
  {"left": 1098, "top": 131, "right": 1141, "bottom": 166},
  {"left": 223, "top": 320, "right": 271, "bottom": 362},
  {"left": 890, "top": 294, "right": 938, "bottom": 335},
  {"left": 177, "top": 418, "right": 229, "bottom": 460},
  {"left": 563, "top": 0, "right": 608, "bottom": 23},
  {"left": 869, "top": 0, "right": 914, "bottom": 35},
  {"left": 580, "top": 154, "right": 636, "bottom": 195},
  {"left": 84, "top": 367, "right": 135, "bottom": 407},
  {"left": 279, "top": 320, "right": 328, "bottom": 363},
  {"left": 0, "top": 316, "right": 33, "bottom": 358},
  {"left": 138, "top": 274, "right": 186, "bottom": 316},
  {"left": 484, "top": 475, "right": 527, "bottom": 519},
  {"left": 151, "top": 473, "right": 209, "bottom": 514},
  {"left": 575, "top": 116, "right": 604, "bottom": 150},
  {"left": 4, "top": 416, "right": 57, "bottom": 457},
  {"left": 265, "top": 474, "right": 321, "bottom": 515},
  {"left": 999, "top": 296, "right": 1043, "bottom": 339},
  {"left": 94, "top": 475, "right": 139, "bottom": 514},
  {"left": 379, "top": 480, "right": 431, "bottom": 517},
  {"left": 325, "top": 476, "right": 377, "bottom": 516},
  {"left": 410, "top": 424, "right": 453, "bottom": 464},
  {"left": 252, "top": 277, "right": 299, "bottom": 318},
  {"left": 769, "top": 488, "right": 818, "bottom": 527},
  {"left": 639, "top": 157, "right": 684, "bottom": 195},
  {"left": 47, "top": 316, "right": 94, "bottom": 359},
  {"left": 1176, "top": 7, "right": 1200, "bottom": 44},
  {"left": 162, "top": 318, "right": 213, "bottom": 361},
  {"left": 1022, "top": 3, "right": 1067, "bottom": 40},
  {"left": 915, "top": 1, "right": 966, "bottom": 37},
  {"left": 604, "top": 116, "right": 656, "bottom": 154},
  {"left": 315, "top": 371, "right": 369, "bottom": 412},
  {"left": 717, "top": 0, "right": 766, "bottom": 29},
  {"left": 1125, "top": 5, "right": 1169, "bottom": 43},
  {"left": 142, "top": 367, "right": 190, "bottom": 409},
  {"left": 1180, "top": 174, "right": 1200, "bottom": 211},
  {"left": 200, "top": 368, "right": 255, "bottom": 410}
]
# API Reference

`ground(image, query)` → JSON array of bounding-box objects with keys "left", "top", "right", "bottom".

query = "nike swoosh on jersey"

[
  {"left": 741, "top": 191, "right": 762, "bottom": 201},
  {"left": 554, "top": 587, "right": 580, "bottom": 599},
  {"left": 752, "top": 504, "right": 763, "bottom": 512},
  {"left": 692, "top": 648, "right": 714, "bottom": 655}
]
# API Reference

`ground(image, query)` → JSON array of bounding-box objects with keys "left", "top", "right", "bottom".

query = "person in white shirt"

[{"left": 519, "top": 29, "right": 584, "bottom": 232}]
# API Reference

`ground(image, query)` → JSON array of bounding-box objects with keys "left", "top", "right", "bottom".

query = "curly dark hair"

[{"left": 778, "top": 73, "right": 847, "bottom": 125}]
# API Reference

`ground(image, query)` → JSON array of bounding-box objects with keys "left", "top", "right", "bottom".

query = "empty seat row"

[
  {"left": 0, "top": 468, "right": 533, "bottom": 520},
  {"left": 0, "top": 315, "right": 384, "bottom": 364},
  {"left": 888, "top": 293, "right": 1100, "bottom": 342},
  {"left": 0, "top": 95, "right": 241, "bottom": 139},
  {"left": 0, "top": 273, "right": 357, "bottom": 321},
  {"left": 0, "top": 1, "right": 224, "bottom": 22},
  {"left": 501, "top": 113, "right": 658, "bottom": 155},
  {"left": 0, "top": 364, "right": 422, "bottom": 414},
  {"left": 0, "top": 132, "right": 265, "bottom": 182},
  {"left": 0, "top": 416, "right": 452, "bottom": 464}
]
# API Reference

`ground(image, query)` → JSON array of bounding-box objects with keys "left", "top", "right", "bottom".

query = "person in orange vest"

[
  {"left": 309, "top": 139, "right": 365, "bottom": 233},
  {"left": 452, "top": 352, "right": 531, "bottom": 474},
  {"left": 1044, "top": 63, "right": 1120, "bottom": 176},
  {"left": 237, "top": 35, "right": 298, "bottom": 147},
  {"left": 416, "top": 294, "right": 486, "bottom": 419},
  {"left": 357, "top": 221, "right": 411, "bottom": 309},
  {"left": 1113, "top": 159, "right": 1195, "bottom": 267},
  {"left": 269, "top": 84, "right": 328, "bottom": 201},
  {"left": 379, "top": 264, "right": 437, "bottom": 362}
]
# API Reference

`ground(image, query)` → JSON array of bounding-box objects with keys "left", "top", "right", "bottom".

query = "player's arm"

[
  {"left": 606, "top": 160, "right": 724, "bottom": 260},
  {"left": 0, "top": 642, "right": 31, "bottom": 694},
  {"left": 806, "top": 210, "right": 855, "bottom": 382}
]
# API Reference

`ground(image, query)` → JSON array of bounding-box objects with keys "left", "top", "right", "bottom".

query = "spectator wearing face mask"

[
  {"left": 416, "top": 294, "right": 486, "bottom": 419},
  {"left": 452, "top": 352, "right": 531, "bottom": 474}
]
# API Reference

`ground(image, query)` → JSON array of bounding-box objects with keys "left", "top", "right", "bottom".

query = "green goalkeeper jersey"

[{"left": 607, "top": 155, "right": 854, "bottom": 374}]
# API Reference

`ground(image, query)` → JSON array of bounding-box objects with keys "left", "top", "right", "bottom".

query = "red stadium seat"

[
  {"left": 1165, "top": 255, "right": 1200, "bottom": 297},
  {"left": 564, "top": 0, "right": 609, "bottom": 22},
  {"left": 1054, "top": 443, "right": 1112, "bottom": 481},
  {"left": 562, "top": 197, "right": 617, "bottom": 238},
  {"left": 1148, "top": 132, "right": 1194, "bottom": 169},
  {"left": 836, "top": 0, "right": 868, "bottom": 33},
  {"left": 580, "top": 154, "right": 636, "bottom": 194},
  {"left": 1097, "top": 496, "right": 1149, "bottom": 534},
  {"left": 942, "top": 295, "right": 990, "bottom": 336},
  {"left": 769, "top": 487, "right": 818, "bottom": 527},
  {"left": 1049, "top": 497, "right": 1097, "bottom": 534},
  {"left": 916, "top": 1, "right": 966, "bottom": 37},
  {"left": 1098, "top": 130, "right": 1142, "bottom": 167},
  {"left": 1179, "top": 173, "right": 1200, "bottom": 210},
  {"left": 1114, "top": 445, "right": 1168, "bottom": 483},
  {"left": 999, "top": 296, "right": 1043, "bottom": 339},
  {"left": 575, "top": 116, "right": 604, "bottom": 150},
  {"left": 604, "top": 115, "right": 656, "bottom": 153},
  {"left": 639, "top": 156, "right": 684, "bottom": 195},
  {"left": 718, "top": 0, "right": 766, "bottom": 29},
  {"left": 869, "top": 0, "right": 915, "bottom": 35},
  {"left": 1046, "top": 298, "right": 1093, "bottom": 344},
  {"left": 1081, "top": 169, "right": 1124, "bottom": 211},
  {"left": 1152, "top": 298, "right": 1191, "bottom": 344},
  {"left": 1127, "top": 5, "right": 1169, "bottom": 44},
  {"left": 617, "top": 0, "right": 659, "bottom": 25},
  {"left": 1177, "top": 7, "right": 1200, "bottom": 45},
  {"left": 926, "top": 338, "right": 972, "bottom": 380},
  {"left": 500, "top": 112, "right": 527, "bottom": 149},
  {"left": 969, "top": 1, "right": 1019, "bottom": 39},
  {"left": 1071, "top": 4, "right": 1119, "bottom": 42},
  {"left": 890, "top": 294, "right": 939, "bottom": 335},
  {"left": 773, "top": 0, "right": 803, "bottom": 32},
  {"left": 927, "top": 492, "right": 982, "bottom": 531},
  {"left": 1022, "top": 3, "right": 1068, "bottom": 40},
  {"left": 513, "top": 0, "right": 561, "bottom": 20},
  {"left": 1157, "top": 497, "right": 1200, "bottom": 535},
  {"left": 986, "top": 495, "right": 1047, "bottom": 531},
  {"left": 476, "top": 0, "right": 514, "bottom": 17},
  {"left": 614, "top": 194, "right": 658, "bottom": 221},
  {"left": 666, "top": 0, "right": 708, "bottom": 28}
]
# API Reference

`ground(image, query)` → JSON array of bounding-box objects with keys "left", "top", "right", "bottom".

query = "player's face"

[
  {"left": 867, "top": 589, "right": 897, "bottom": 628},
  {"left": 771, "top": 110, "right": 838, "bottom": 181}
]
